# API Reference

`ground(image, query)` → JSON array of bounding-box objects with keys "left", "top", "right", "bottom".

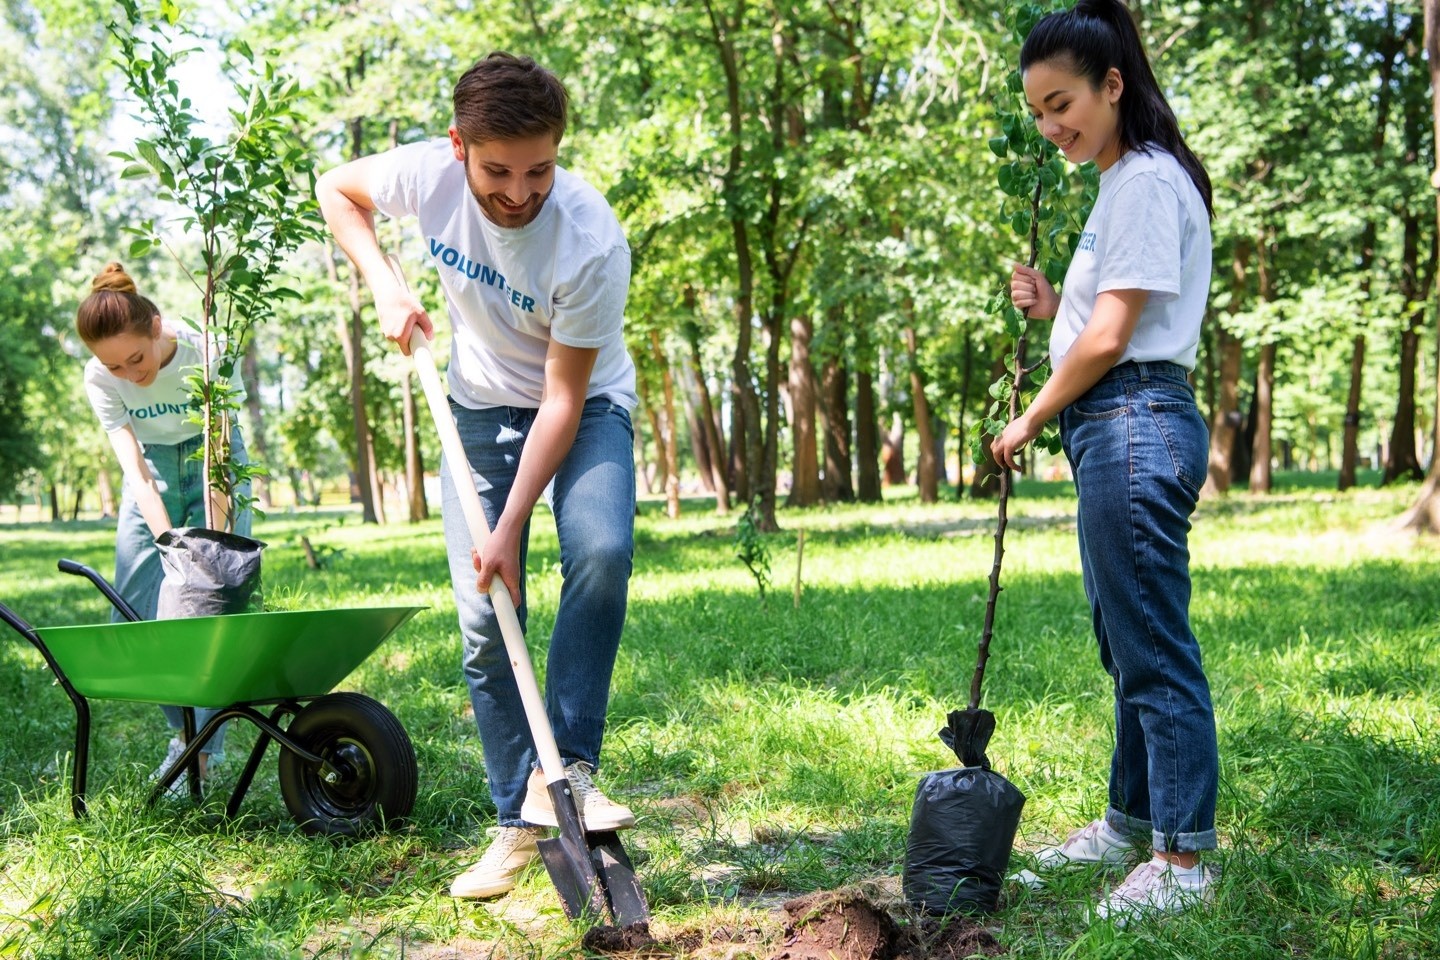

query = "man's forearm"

[{"left": 498, "top": 399, "right": 585, "bottom": 530}]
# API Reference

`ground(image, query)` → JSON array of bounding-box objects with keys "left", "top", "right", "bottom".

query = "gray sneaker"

[
  {"left": 1011, "top": 819, "right": 1135, "bottom": 888},
  {"left": 450, "top": 826, "right": 547, "bottom": 899},
  {"left": 149, "top": 736, "right": 196, "bottom": 798},
  {"left": 519, "top": 761, "right": 636, "bottom": 831},
  {"left": 1095, "top": 857, "right": 1214, "bottom": 925}
]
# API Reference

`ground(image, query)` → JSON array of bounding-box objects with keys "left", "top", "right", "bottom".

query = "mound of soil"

[
  {"left": 769, "top": 891, "right": 1004, "bottom": 960},
  {"left": 582, "top": 921, "right": 661, "bottom": 954}
]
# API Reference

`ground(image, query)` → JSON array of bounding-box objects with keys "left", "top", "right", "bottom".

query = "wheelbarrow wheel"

[{"left": 278, "top": 692, "right": 417, "bottom": 835}]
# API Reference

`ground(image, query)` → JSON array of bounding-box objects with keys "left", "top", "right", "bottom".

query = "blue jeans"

[
  {"left": 1060, "top": 361, "right": 1218, "bottom": 854},
  {"left": 440, "top": 396, "right": 636, "bottom": 826},
  {"left": 113, "top": 429, "right": 252, "bottom": 758}
]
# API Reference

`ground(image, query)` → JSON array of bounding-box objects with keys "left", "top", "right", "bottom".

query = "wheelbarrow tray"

[{"left": 34, "top": 606, "right": 421, "bottom": 708}]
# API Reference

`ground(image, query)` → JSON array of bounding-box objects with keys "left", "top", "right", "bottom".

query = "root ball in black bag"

[
  {"left": 903, "top": 712, "right": 1025, "bottom": 914},
  {"left": 156, "top": 527, "right": 265, "bottom": 619}
]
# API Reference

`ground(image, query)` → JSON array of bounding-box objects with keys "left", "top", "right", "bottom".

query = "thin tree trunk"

[
  {"left": 326, "top": 236, "right": 379, "bottom": 524},
  {"left": 881, "top": 412, "right": 906, "bottom": 486},
  {"left": 1250, "top": 342, "right": 1276, "bottom": 493},
  {"left": 956, "top": 330, "right": 974, "bottom": 498},
  {"left": 679, "top": 358, "right": 715, "bottom": 494},
  {"left": 904, "top": 326, "right": 938, "bottom": 502},
  {"left": 1250, "top": 235, "right": 1276, "bottom": 493},
  {"left": 683, "top": 305, "right": 730, "bottom": 514},
  {"left": 402, "top": 372, "right": 428, "bottom": 521},
  {"left": 650, "top": 330, "right": 682, "bottom": 519},
  {"left": 1339, "top": 333, "right": 1367, "bottom": 489},
  {"left": 1203, "top": 242, "right": 1250, "bottom": 497},
  {"left": 1342, "top": 10, "right": 1401, "bottom": 490},
  {"left": 241, "top": 341, "right": 273, "bottom": 509},
  {"left": 1407, "top": 0, "right": 1440, "bottom": 531}
]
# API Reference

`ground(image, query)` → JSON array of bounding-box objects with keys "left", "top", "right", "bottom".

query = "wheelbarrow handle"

[
  {"left": 388, "top": 255, "right": 568, "bottom": 786},
  {"left": 57, "top": 559, "right": 142, "bottom": 622}
]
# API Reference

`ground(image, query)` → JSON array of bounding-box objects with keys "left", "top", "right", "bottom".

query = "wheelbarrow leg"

[
  {"left": 1, "top": 598, "right": 92, "bottom": 818},
  {"left": 181, "top": 707, "right": 202, "bottom": 803},
  {"left": 71, "top": 697, "right": 91, "bottom": 818},
  {"left": 225, "top": 703, "right": 299, "bottom": 820}
]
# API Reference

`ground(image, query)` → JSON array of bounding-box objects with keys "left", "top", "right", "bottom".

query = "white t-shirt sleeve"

[
  {"left": 84, "top": 361, "right": 131, "bottom": 433},
  {"left": 550, "top": 245, "right": 631, "bottom": 349},
  {"left": 1097, "top": 172, "right": 1183, "bottom": 303},
  {"left": 369, "top": 141, "right": 437, "bottom": 221}
]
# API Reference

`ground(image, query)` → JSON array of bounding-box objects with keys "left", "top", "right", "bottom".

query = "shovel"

[{"left": 392, "top": 257, "right": 648, "bottom": 928}]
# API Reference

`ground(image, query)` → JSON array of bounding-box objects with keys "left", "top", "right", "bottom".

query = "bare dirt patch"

[{"left": 768, "top": 890, "right": 1004, "bottom": 960}]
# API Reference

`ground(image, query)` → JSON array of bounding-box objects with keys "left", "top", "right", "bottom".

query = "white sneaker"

[
  {"left": 1095, "top": 857, "right": 1214, "bottom": 925},
  {"left": 149, "top": 737, "right": 196, "bottom": 798},
  {"left": 1010, "top": 819, "right": 1135, "bottom": 889},
  {"left": 519, "top": 761, "right": 636, "bottom": 831},
  {"left": 449, "top": 826, "right": 547, "bottom": 899}
]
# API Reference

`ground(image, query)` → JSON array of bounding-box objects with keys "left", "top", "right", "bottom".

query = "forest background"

[{"left": 1, "top": 0, "right": 1439, "bottom": 532}]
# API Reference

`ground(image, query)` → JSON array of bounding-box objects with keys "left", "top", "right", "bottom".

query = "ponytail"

[
  {"left": 1020, "top": 0, "right": 1213, "bottom": 218},
  {"left": 76, "top": 262, "right": 161, "bottom": 344}
]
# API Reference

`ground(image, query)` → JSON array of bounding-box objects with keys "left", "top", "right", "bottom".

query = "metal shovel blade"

[
  {"left": 589, "top": 830, "right": 650, "bottom": 929},
  {"left": 536, "top": 781, "right": 607, "bottom": 920}
]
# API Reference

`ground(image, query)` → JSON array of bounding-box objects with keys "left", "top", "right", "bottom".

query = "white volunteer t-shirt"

[
  {"left": 370, "top": 138, "right": 638, "bottom": 411},
  {"left": 1050, "top": 148, "right": 1212, "bottom": 370},
  {"left": 84, "top": 325, "right": 245, "bottom": 446}
]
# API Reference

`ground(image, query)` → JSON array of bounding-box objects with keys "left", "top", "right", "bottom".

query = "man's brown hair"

[{"left": 453, "top": 52, "right": 568, "bottom": 146}]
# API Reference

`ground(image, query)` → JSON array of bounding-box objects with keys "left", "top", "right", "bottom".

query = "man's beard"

[{"left": 468, "top": 175, "right": 550, "bottom": 229}]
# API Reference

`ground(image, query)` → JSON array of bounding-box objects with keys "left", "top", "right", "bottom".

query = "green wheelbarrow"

[{"left": 0, "top": 559, "right": 424, "bottom": 836}]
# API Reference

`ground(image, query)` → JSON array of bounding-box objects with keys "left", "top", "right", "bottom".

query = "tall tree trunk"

[
  {"left": 327, "top": 246, "right": 379, "bottom": 524},
  {"left": 635, "top": 371, "right": 666, "bottom": 499},
  {"left": 402, "top": 372, "right": 428, "bottom": 522},
  {"left": 705, "top": 0, "right": 761, "bottom": 515},
  {"left": 1203, "top": 242, "right": 1250, "bottom": 497},
  {"left": 679, "top": 358, "right": 715, "bottom": 494},
  {"left": 881, "top": 412, "right": 906, "bottom": 486},
  {"left": 904, "top": 326, "right": 938, "bottom": 502},
  {"left": 240, "top": 341, "right": 273, "bottom": 508},
  {"left": 1339, "top": 332, "right": 1367, "bottom": 489},
  {"left": 1250, "top": 342, "right": 1276, "bottom": 493},
  {"left": 683, "top": 305, "right": 730, "bottom": 514},
  {"left": 650, "top": 330, "right": 682, "bottom": 519},
  {"left": 820, "top": 351, "right": 854, "bottom": 503},
  {"left": 787, "top": 312, "right": 821, "bottom": 507},
  {"left": 855, "top": 365, "right": 881, "bottom": 503},
  {"left": 1250, "top": 234, "right": 1276, "bottom": 493},
  {"left": 1386, "top": 214, "right": 1427, "bottom": 484},
  {"left": 1342, "top": 9, "right": 1402, "bottom": 490},
  {"left": 956, "top": 330, "right": 974, "bottom": 498}
]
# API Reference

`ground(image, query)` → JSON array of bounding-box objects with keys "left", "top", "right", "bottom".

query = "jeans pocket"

[
  {"left": 1148, "top": 400, "right": 1209, "bottom": 496},
  {"left": 1072, "top": 397, "right": 1128, "bottom": 421}
]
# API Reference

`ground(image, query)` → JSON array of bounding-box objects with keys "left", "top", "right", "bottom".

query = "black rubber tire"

[{"left": 277, "top": 692, "right": 417, "bottom": 835}]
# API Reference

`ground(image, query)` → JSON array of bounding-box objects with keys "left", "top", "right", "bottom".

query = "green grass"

[{"left": 1, "top": 473, "right": 1438, "bottom": 958}]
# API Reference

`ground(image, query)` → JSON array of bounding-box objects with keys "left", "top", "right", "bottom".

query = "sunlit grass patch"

[{"left": 2, "top": 477, "right": 1438, "bottom": 957}]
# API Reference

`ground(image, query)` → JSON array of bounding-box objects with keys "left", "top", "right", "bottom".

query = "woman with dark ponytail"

[
  {"left": 993, "top": 0, "right": 1218, "bottom": 923},
  {"left": 76, "top": 262, "right": 253, "bottom": 795}
]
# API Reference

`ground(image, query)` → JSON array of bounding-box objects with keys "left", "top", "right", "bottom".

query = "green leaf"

[{"left": 988, "top": 136, "right": 1009, "bottom": 158}]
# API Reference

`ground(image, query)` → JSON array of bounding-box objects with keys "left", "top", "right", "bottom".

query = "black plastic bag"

[
  {"left": 903, "top": 715, "right": 1026, "bottom": 914},
  {"left": 156, "top": 527, "right": 265, "bottom": 619}
]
